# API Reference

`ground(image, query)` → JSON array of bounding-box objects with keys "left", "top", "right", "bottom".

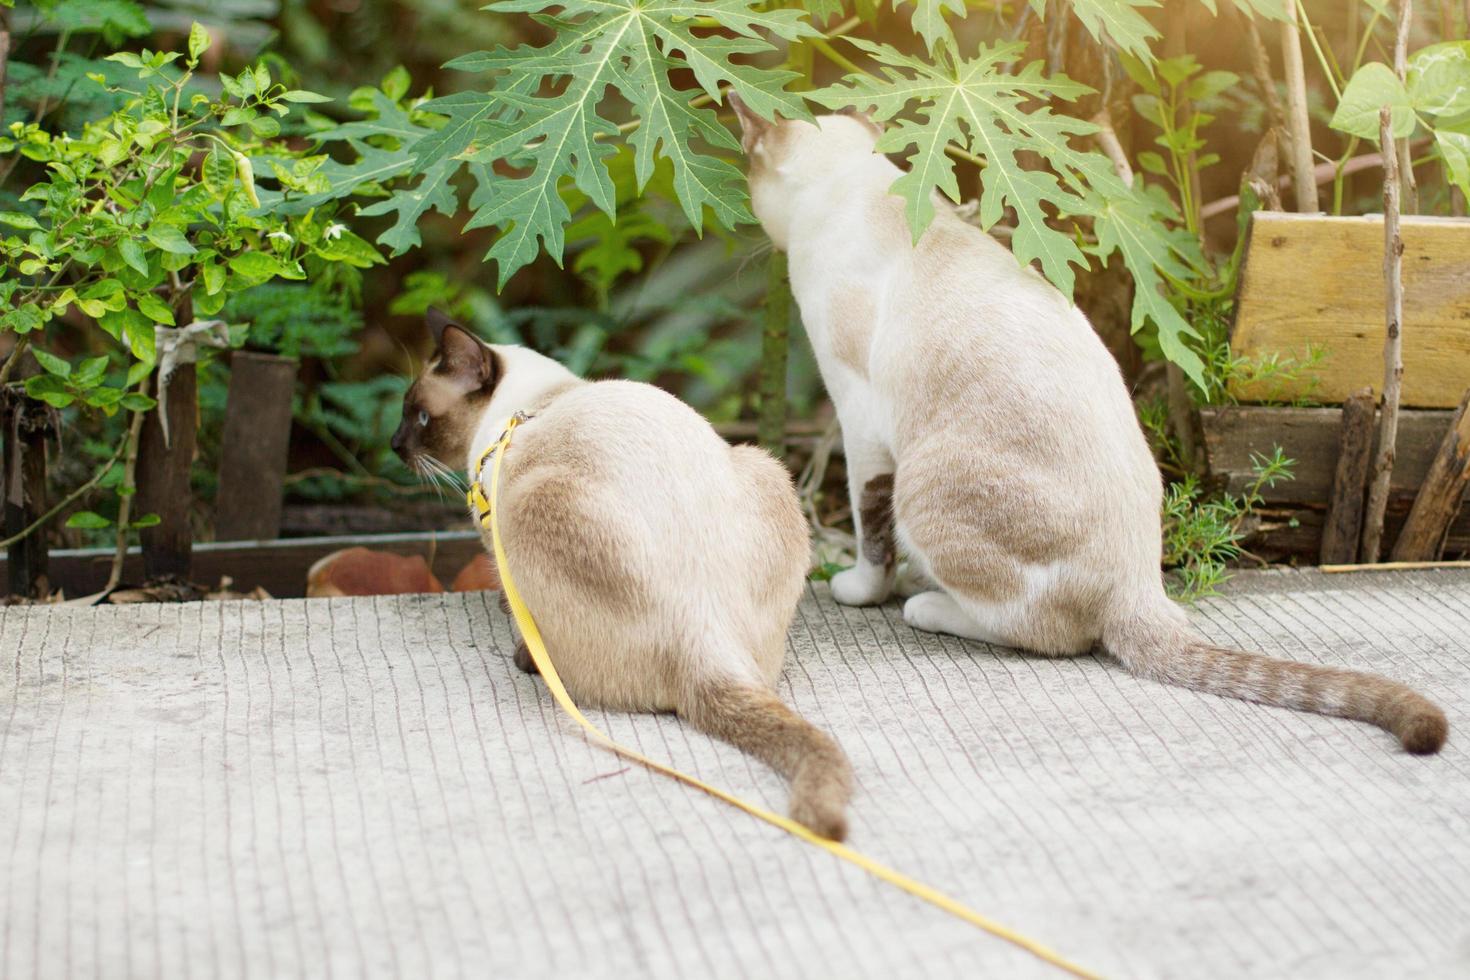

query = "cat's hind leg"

[{"left": 902, "top": 590, "right": 1019, "bottom": 647}]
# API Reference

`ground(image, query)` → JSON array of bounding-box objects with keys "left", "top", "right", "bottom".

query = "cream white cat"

[
  {"left": 392, "top": 310, "right": 854, "bottom": 838},
  {"left": 732, "top": 98, "right": 1447, "bottom": 754}
]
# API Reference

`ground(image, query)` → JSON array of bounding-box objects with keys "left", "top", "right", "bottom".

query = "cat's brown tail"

[
  {"left": 1105, "top": 614, "right": 1447, "bottom": 754},
  {"left": 683, "top": 681, "right": 854, "bottom": 840}
]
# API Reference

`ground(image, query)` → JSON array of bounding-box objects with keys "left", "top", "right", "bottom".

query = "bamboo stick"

[
  {"left": 1360, "top": 106, "right": 1406, "bottom": 563},
  {"left": 1322, "top": 560, "right": 1470, "bottom": 572},
  {"left": 1394, "top": 0, "right": 1418, "bottom": 212},
  {"left": 1280, "top": 1, "right": 1320, "bottom": 212}
]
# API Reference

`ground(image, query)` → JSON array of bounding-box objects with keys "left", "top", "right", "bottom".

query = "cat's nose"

[{"left": 390, "top": 424, "right": 406, "bottom": 455}]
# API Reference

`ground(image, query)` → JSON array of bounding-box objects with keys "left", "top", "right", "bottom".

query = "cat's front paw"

[{"left": 830, "top": 564, "right": 892, "bottom": 606}]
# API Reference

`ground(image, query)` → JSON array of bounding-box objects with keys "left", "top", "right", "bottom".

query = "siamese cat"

[
  {"left": 392, "top": 310, "right": 853, "bottom": 839},
  {"left": 731, "top": 97, "right": 1448, "bottom": 755}
]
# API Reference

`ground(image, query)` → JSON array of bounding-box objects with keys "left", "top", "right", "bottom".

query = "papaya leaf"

[
  {"left": 439, "top": 0, "right": 815, "bottom": 286},
  {"left": 813, "top": 39, "right": 1106, "bottom": 296},
  {"left": 1030, "top": 0, "right": 1159, "bottom": 62},
  {"left": 1087, "top": 183, "right": 1209, "bottom": 390}
]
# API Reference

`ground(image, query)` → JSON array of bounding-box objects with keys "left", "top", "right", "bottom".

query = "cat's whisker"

[{"left": 423, "top": 455, "right": 465, "bottom": 492}]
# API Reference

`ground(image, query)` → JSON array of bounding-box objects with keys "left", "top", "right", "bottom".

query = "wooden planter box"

[
  {"left": 1229, "top": 212, "right": 1470, "bottom": 408},
  {"left": 1205, "top": 211, "right": 1470, "bottom": 560},
  {"left": 1201, "top": 406, "right": 1470, "bottom": 560}
]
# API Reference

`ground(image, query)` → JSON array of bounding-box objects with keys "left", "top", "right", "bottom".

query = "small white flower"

[
  {"left": 267, "top": 230, "right": 293, "bottom": 243},
  {"left": 324, "top": 222, "right": 347, "bottom": 241}
]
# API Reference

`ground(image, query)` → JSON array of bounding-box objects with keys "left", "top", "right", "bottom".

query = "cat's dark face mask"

[{"left": 392, "top": 309, "right": 500, "bottom": 475}]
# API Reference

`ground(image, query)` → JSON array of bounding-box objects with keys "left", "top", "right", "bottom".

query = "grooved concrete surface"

[{"left": 2, "top": 570, "right": 1468, "bottom": 979}]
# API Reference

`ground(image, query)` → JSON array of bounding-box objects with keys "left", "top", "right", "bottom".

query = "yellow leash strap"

[{"left": 475, "top": 415, "right": 1101, "bottom": 980}]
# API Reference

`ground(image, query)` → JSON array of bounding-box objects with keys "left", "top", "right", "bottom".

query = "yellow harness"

[{"left": 472, "top": 413, "right": 1100, "bottom": 979}]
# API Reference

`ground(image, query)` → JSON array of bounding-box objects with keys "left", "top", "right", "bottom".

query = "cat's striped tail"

[
  {"left": 1105, "top": 613, "right": 1448, "bottom": 754},
  {"left": 683, "top": 681, "right": 854, "bottom": 840}
]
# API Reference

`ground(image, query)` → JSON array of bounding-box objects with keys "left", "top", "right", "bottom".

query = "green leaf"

[
  {"left": 359, "top": 159, "right": 460, "bottom": 254},
  {"left": 67, "top": 511, "right": 113, "bottom": 530},
  {"left": 129, "top": 513, "right": 162, "bottom": 529},
  {"left": 45, "top": 0, "right": 149, "bottom": 36},
  {"left": 127, "top": 360, "right": 154, "bottom": 386},
  {"left": 446, "top": 0, "right": 815, "bottom": 285},
  {"left": 202, "top": 146, "right": 236, "bottom": 196},
  {"left": 891, "top": 0, "right": 966, "bottom": 54},
  {"left": 118, "top": 238, "right": 150, "bottom": 275},
  {"left": 1088, "top": 184, "right": 1208, "bottom": 390},
  {"left": 76, "top": 356, "right": 110, "bottom": 387},
  {"left": 24, "top": 374, "right": 73, "bottom": 407},
  {"left": 1029, "top": 0, "right": 1159, "bottom": 62},
  {"left": 32, "top": 348, "right": 72, "bottom": 377},
  {"left": 117, "top": 308, "right": 156, "bottom": 362},
  {"left": 0, "top": 211, "right": 42, "bottom": 230},
  {"left": 1436, "top": 129, "right": 1470, "bottom": 197},
  {"left": 120, "top": 392, "right": 156, "bottom": 413},
  {"left": 313, "top": 229, "right": 387, "bottom": 268},
  {"left": 221, "top": 107, "right": 255, "bottom": 128},
  {"left": 229, "top": 250, "right": 302, "bottom": 284},
  {"left": 813, "top": 39, "right": 1103, "bottom": 296},
  {"left": 382, "top": 65, "right": 411, "bottom": 102},
  {"left": 1330, "top": 62, "right": 1415, "bottom": 140},
  {"left": 281, "top": 89, "right": 332, "bottom": 104},
  {"left": 188, "top": 22, "right": 211, "bottom": 63},
  {"left": 201, "top": 261, "right": 226, "bottom": 295},
  {"left": 1407, "top": 41, "right": 1470, "bottom": 118},
  {"left": 136, "top": 292, "right": 176, "bottom": 325},
  {"left": 145, "top": 224, "right": 197, "bottom": 255}
]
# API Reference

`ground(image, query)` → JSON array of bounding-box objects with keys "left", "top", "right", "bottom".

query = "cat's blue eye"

[{"left": 417, "top": 409, "right": 430, "bottom": 427}]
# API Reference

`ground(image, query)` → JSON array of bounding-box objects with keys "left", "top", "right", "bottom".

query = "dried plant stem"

[
  {"left": 1393, "top": 0, "right": 1418, "bottom": 213},
  {"left": 1091, "top": 109, "right": 1133, "bottom": 187},
  {"left": 1280, "top": 2, "right": 1320, "bottom": 212},
  {"left": 104, "top": 387, "right": 151, "bottom": 594},
  {"left": 1360, "top": 107, "right": 1405, "bottom": 564},
  {"left": 1243, "top": 13, "right": 1286, "bottom": 133},
  {"left": 0, "top": 28, "right": 10, "bottom": 132},
  {"left": 0, "top": 437, "right": 127, "bottom": 550}
]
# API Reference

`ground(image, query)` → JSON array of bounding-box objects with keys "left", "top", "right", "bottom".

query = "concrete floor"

[{"left": 2, "top": 569, "right": 1467, "bottom": 978}]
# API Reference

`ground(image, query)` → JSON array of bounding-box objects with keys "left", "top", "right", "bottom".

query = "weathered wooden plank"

[
  {"left": 1201, "top": 405, "right": 1466, "bottom": 503},
  {"left": 1392, "top": 388, "right": 1470, "bottom": 561},
  {"left": 1229, "top": 211, "right": 1470, "bottom": 407},
  {"left": 1242, "top": 501, "right": 1470, "bottom": 563},
  {"left": 214, "top": 352, "right": 297, "bottom": 542},
  {"left": 0, "top": 531, "right": 485, "bottom": 599},
  {"left": 1320, "top": 387, "right": 1374, "bottom": 564},
  {"left": 135, "top": 364, "right": 197, "bottom": 579},
  {"left": 2, "top": 394, "right": 55, "bottom": 597}
]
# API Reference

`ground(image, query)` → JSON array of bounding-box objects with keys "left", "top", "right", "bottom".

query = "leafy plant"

[
  {"left": 1161, "top": 447, "right": 1295, "bottom": 600},
  {"left": 1330, "top": 40, "right": 1470, "bottom": 198},
  {"left": 283, "top": 1, "right": 1311, "bottom": 391},
  {"left": 1125, "top": 53, "right": 1239, "bottom": 238},
  {"left": 0, "top": 18, "right": 380, "bottom": 555}
]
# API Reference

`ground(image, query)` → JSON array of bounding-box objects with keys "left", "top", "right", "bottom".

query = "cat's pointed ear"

[
  {"left": 728, "top": 90, "right": 773, "bottom": 155},
  {"left": 435, "top": 322, "right": 499, "bottom": 392},
  {"left": 837, "top": 105, "right": 884, "bottom": 138},
  {"left": 426, "top": 307, "right": 456, "bottom": 346}
]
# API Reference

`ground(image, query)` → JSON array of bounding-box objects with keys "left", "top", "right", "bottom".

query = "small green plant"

[
  {"left": 1189, "top": 297, "right": 1327, "bottom": 407},
  {"left": 1125, "top": 53, "right": 1239, "bottom": 238},
  {"left": 0, "top": 21, "right": 379, "bottom": 555},
  {"left": 1162, "top": 447, "right": 1295, "bottom": 600}
]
